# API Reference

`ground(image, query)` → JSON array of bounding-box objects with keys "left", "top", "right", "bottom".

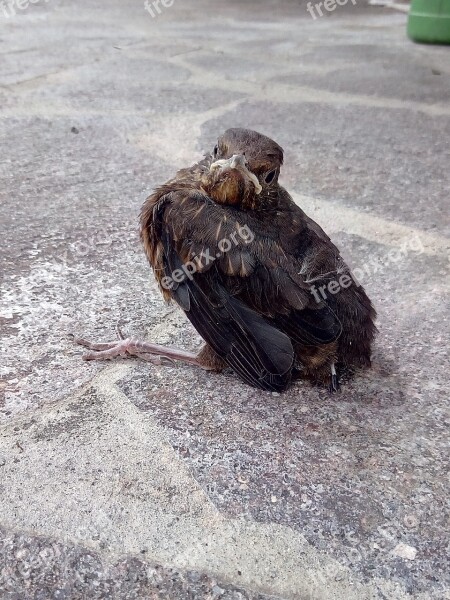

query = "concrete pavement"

[{"left": 0, "top": 1, "right": 449, "bottom": 598}]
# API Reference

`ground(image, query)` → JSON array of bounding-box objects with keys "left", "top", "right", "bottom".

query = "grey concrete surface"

[{"left": 0, "top": 1, "right": 449, "bottom": 598}]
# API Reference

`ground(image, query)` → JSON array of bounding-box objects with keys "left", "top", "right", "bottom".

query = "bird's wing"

[{"left": 150, "top": 190, "right": 341, "bottom": 390}]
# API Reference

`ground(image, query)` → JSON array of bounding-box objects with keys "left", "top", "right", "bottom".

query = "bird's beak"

[{"left": 210, "top": 154, "right": 262, "bottom": 194}]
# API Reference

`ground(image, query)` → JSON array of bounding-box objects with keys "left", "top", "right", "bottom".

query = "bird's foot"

[
  {"left": 70, "top": 328, "right": 173, "bottom": 366},
  {"left": 70, "top": 327, "right": 212, "bottom": 369}
]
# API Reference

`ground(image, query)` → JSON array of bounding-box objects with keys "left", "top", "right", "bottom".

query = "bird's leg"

[{"left": 70, "top": 329, "right": 216, "bottom": 370}]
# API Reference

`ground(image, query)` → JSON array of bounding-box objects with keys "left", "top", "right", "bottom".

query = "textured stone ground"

[{"left": 0, "top": 1, "right": 449, "bottom": 598}]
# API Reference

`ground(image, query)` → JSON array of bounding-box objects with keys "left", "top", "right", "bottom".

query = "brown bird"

[{"left": 74, "top": 128, "right": 377, "bottom": 392}]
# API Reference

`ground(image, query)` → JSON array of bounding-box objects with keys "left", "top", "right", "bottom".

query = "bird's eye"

[
  {"left": 213, "top": 144, "right": 218, "bottom": 157},
  {"left": 265, "top": 169, "right": 276, "bottom": 184}
]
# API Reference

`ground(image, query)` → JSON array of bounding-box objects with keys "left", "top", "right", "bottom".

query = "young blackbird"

[{"left": 75, "top": 128, "right": 377, "bottom": 392}]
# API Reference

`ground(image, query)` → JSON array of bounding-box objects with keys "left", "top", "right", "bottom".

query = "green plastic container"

[{"left": 408, "top": 0, "right": 450, "bottom": 44}]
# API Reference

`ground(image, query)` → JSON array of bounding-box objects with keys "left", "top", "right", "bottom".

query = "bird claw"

[
  {"left": 329, "top": 373, "right": 340, "bottom": 393},
  {"left": 329, "top": 362, "right": 340, "bottom": 393},
  {"left": 160, "top": 356, "right": 176, "bottom": 366},
  {"left": 116, "top": 325, "right": 126, "bottom": 340}
]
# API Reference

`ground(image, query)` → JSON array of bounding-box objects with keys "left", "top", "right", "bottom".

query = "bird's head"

[
  {"left": 202, "top": 153, "right": 261, "bottom": 208},
  {"left": 205, "top": 128, "right": 284, "bottom": 209}
]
